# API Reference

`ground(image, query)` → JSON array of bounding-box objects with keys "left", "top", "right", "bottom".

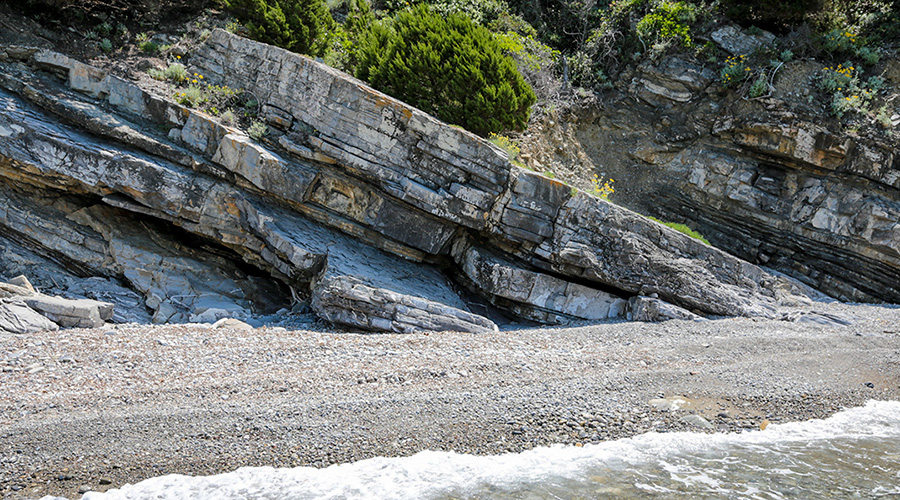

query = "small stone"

[
  {"left": 7, "top": 275, "right": 35, "bottom": 292},
  {"left": 679, "top": 414, "right": 714, "bottom": 430},
  {"left": 99, "top": 477, "right": 113, "bottom": 485},
  {"left": 648, "top": 397, "right": 688, "bottom": 412},
  {"left": 864, "top": 382, "right": 875, "bottom": 388},
  {"left": 211, "top": 318, "right": 254, "bottom": 330},
  {"left": 78, "top": 485, "right": 91, "bottom": 494}
]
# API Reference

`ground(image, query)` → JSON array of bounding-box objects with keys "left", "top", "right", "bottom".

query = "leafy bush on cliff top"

[
  {"left": 355, "top": 4, "right": 536, "bottom": 136},
  {"left": 225, "top": 0, "right": 334, "bottom": 56}
]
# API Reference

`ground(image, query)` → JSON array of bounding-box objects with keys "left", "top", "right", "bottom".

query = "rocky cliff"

[
  {"left": 519, "top": 41, "right": 900, "bottom": 305},
  {"left": 0, "top": 30, "right": 810, "bottom": 333}
]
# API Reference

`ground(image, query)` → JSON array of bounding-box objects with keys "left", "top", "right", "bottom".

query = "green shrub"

[
  {"left": 149, "top": 62, "right": 189, "bottom": 83},
  {"left": 356, "top": 4, "right": 535, "bottom": 135},
  {"left": 174, "top": 84, "right": 209, "bottom": 108},
  {"left": 856, "top": 46, "right": 880, "bottom": 65},
  {"left": 494, "top": 30, "right": 567, "bottom": 103},
  {"left": 488, "top": 133, "right": 521, "bottom": 162},
  {"left": 720, "top": 54, "right": 752, "bottom": 87},
  {"left": 816, "top": 63, "right": 884, "bottom": 118},
  {"left": 140, "top": 40, "right": 160, "bottom": 53},
  {"left": 748, "top": 74, "right": 768, "bottom": 97},
  {"left": 98, "top": 38, "right": 113, "bottom": 53},
  {"left": 248, "top": 120, "right": 268, "bottom": 140},
  {"left": 718, "top": 0, "right": 822, "bottom": 30},
  {"left": 225, "top": 0, "right": 335, "bottom": 56},
  {"left": 821, "top": 27, "right": 857, "bottom": 52},
  {"left": 221, "top": 109, "right": 237, "bottom": 125},
  {"left": 635, "top": 1, "right": 698, "bottom": 47},
  {"left": 429, "top": 0, "right": 509, "bottom": 25},
  {"left": 97, "top": 21, "right": 113, "bottom": 36},
  {"left": 818, "top": 62, "right": 855, "bottom": 93}
]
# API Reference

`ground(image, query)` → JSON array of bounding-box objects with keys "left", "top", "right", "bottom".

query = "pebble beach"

[{"left": 2, "top": 301, "right": 899, "bottom": 499}]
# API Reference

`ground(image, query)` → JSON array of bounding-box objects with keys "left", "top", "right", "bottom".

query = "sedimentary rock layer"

[{"left": 0, "top": 33, "right": 800, "bottom": 331}]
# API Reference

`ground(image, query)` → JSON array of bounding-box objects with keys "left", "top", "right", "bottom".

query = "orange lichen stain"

[
  {"left": 371, "top": 95, "right": 412, "bottom": 120},
  {"left": 373, "top": 95, "right": 391, "bottom": 110},
  {"left": 224, "top": 197, "right": 241, "bottom": 217}
]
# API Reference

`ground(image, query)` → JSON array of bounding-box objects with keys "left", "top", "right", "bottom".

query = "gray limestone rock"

[
  {"left": 679, "top": 414, "right": 714, "bottom": 430},
  {"left": 454, "top": 241, "right": 627, "bottom": 323},
  {"left": 24, "top": 295, "right": 113, "bottom": 329},
  {"left": 628, "top": 296, "right": 703, "bottom": 323},
  {"left": 62, "top": 277, "right": 153, "bottom": 324},
  {"left": 7, "top": 275, "right": 35, "bottom": 292},
  {"left": 710, "top": 25, "right": 776, "bottom": 56},
  {"left": 0, "top": 299, "right": 59, "bottom": 334},
  {"left": 311, "top": 275, "right": 498, "bottom": 334},
  {"left": 0, "top": 35, "right": 825, "bottom": 332}
]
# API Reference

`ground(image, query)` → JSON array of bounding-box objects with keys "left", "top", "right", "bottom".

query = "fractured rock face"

[
  {"left": 0, "top": 32, "right": 806, "bottom": 331},
  {"left": 534, "top": 53, "right": 900, "bottom": 306}
]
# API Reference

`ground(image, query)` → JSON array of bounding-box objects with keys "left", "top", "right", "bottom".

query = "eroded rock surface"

[
  {"left": 0, "top": 31, "right": 808, "bottom": 331},
  {"left": 522, "top": 51, "right": 900, "bottom": 305}
]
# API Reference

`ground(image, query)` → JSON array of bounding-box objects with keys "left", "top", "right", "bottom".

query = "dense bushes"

[
  {"left": 355, "top": 4, "right": 536, "bottom": 135},
  {"left": 718, "top": 0, "right": 823, "bottom": 30},
  {"left": 225, "top": 0, "right": 334, "bottom": 56}
]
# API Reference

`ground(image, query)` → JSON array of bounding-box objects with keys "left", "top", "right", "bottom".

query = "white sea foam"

[{"left": 44, "top": 400, "right": 900, "bottom": 500}]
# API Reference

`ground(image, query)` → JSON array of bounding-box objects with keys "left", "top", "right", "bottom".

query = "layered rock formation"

[
  {"left": 522, "top": 40, "right": 900, "bottom": 304},
  {"left": 0, "top": 31, "right": 806, "bottom": 332},
  {"left": 0, "top": 276, "right": 113, "bottom": 333}
]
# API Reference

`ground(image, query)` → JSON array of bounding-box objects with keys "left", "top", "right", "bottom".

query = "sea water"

[{"left": 51, "top": 400, "right": 900, "bottom": 500}]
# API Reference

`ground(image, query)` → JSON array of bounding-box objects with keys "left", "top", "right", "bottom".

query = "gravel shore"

[{"left": 2, "top": 302, "right": 899, "bottom": 499}]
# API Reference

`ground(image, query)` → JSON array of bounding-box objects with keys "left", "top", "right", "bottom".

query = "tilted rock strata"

[
  {"left": 527, "top": 51, "right": 900, "bottom": 304},
  {"left": 0, "top": 32, "right": 798, "bottom": 331},
  {"left": 190, "top": 30, "right": 789, "bottom": 318}
]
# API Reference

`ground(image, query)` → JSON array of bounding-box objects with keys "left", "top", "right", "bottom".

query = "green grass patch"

[{"left": 648, "top": 216, "right": 710, "bottom": 244}]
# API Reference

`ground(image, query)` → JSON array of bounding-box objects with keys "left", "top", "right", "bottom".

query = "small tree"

[
  {"left": 355, "top": 4, "right": 536, "bottom": 136},
  {"left": 226, "top": 0, "right": 334, "bottom": 56}
]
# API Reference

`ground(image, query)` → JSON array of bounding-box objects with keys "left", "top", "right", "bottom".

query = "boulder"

[
  {"left": 710, "top": 25, "right": 776, "bottom": 56},
  {"left": 311, "top": 275, "right": 498, "bottom": 334},
  {"left": 24, "top": 295, "right": 112, "bottom": 329},
  {"left": 628, "top": 296, "right": 703, "bottom": 322},
  {"left": 0, "top": 299, "right": 59, "bottom": 334},
  {"left": 7, "top": 275, "right": 35, "bottom": 292}
]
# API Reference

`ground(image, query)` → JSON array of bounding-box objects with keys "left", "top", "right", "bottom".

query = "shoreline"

[{"left": 2, "top": 301, "right": 899, "bottom": 499}]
